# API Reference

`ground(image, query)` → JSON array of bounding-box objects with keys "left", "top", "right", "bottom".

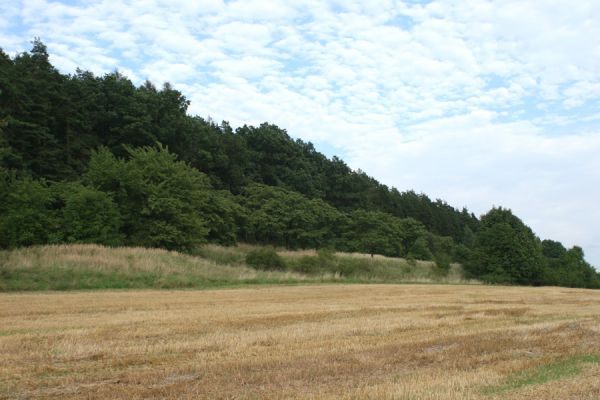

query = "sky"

[{"left": 1, "top": 0, "right": 599, "bottom": 267}]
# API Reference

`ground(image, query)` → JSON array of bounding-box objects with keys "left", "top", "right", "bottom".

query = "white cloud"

[
  {"left": 212, "top": 21, "right": 274, "bottom": 54},
  {"left": 348, "top": 112, "right": 600, "bottom": 268}
]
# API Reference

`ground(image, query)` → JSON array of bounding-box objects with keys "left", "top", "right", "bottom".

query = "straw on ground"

[{"left": 1, "top": 284, "right": 600, "bottom": 399}]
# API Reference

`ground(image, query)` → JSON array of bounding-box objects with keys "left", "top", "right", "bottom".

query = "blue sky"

[{"left": 2, "top": 0, "right": 600, "bottom": 267}]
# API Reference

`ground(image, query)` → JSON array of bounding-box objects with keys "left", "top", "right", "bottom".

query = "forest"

[{"left": 1, "top": 40, "right": 598, "bottom": 288}]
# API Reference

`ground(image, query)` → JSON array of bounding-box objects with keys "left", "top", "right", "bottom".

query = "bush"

[
  {"left": 466, "top": 207, "right": 544, "bottom": 285},
  {"left": 317, "top": 247, "right": 336, "bottom": 262},
  {"left": 192, "top": 245, "right": 246, "bottom": 266},
  {"left": 0, "top": 175, "right": 60, "bottom": 248},
  {"left": 84, "top": 146, "right": 212, "bottom": 251},
  {"left": 434, "top": 254, "right": 451, "bottom": 275},
  {"left": 408, "top": 237, "right": 433, "bottom": 260},
  {"left": 294, "top": 256, "right": 321, "bottom": 274},
  {"left": 245, "top": 248, "right": 286, "bottom": 271},
  {"left": 336, "top": 257, "right": 375, "bottom": 277},
  {"left": 60, "top": 184, "right": 123, "bottom": 246},
  {"left": 452, "top": 244, "right": 472, "bottom": 264},
  {"left": 287, "top": 248, "right": 338, "bottom": 275}
]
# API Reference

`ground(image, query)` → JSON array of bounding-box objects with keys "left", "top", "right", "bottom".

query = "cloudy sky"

[{"left": 2, "top": 0, "right": 599, "bottom": 267}]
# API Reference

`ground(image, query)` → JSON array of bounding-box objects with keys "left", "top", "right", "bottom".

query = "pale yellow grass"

[
  {"left": 1, "top": 244, "right": 316, "bottom": 281},
  {"left": 278, "top": 248, "right": 430, "bottom": 265},
  {"left": 0, "top": 244, "right": 474, "bottom": 291},
  {"left": 3, "top": 243, "right": 237, "bottom": 274},
  {"left": 1, "top": 285, "right": 600, "bottom": 399}
]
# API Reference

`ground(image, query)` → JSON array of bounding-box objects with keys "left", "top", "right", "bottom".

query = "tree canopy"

[{"left": 0, "top": 40, "right": 597, "bottom": 288}]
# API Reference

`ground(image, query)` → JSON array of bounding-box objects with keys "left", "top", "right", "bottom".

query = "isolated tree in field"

[{"left": 467, "top": 207, "right": 543, "bottom": 284}]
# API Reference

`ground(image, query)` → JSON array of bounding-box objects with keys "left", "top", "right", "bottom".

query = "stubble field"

[{"left": 1, "top": 284, "right": 600, "bottom": 399}]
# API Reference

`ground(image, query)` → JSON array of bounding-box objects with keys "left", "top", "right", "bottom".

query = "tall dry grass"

[
  {"left": 0, "top": 244, "right": 474, "bottom": 291},
  {"left": 0, "top": 244, "right": 323, "bottom": 290}
]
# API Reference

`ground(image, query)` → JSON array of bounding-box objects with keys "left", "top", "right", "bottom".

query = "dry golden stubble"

[{"left": 1, "top": 284, "right": 600, "bottom": 399}]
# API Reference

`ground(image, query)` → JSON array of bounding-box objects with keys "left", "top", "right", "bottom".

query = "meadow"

[
  {"left": 0, "top": 244, "right": 469, "bottom": 291},
  {"left": 1, "top": 284, "right": 600, "bottom": 399}
]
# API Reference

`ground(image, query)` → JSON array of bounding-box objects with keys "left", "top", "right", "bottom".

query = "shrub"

[
  {"left": 317, "top": 247, "right": 336, "bottom": 262},
  {"left": 434, "top": 254, "right": 451, "bottom": 275},
  {"left": 466, "top": 207, "right": 544, "bottom": 285},
  {"left": 59, "top": 184, "right": 123, "bottom": 246},
  {"left": 294, "top": 256, "right": 321, "bottom": 274},
  {"left": 0, "top": 175, "right": 60, "bottom": 248},
  {"left": 245, "top": 248, "right": 286, "bottom": 271},
  {"left": 336, "top": 257, "right": 375, "bottom": 277},
  {"left": 289, "top": 248, "right": 338, "bottom": 275},
  {"left": 408, "top": 237, "right": 433, "bottom": 260},
  {"left": 84, "top": 146, "right": 212, "bottom": 251},
  {"left": 192, "top": 245, "right": 246, "bottom": 266}
]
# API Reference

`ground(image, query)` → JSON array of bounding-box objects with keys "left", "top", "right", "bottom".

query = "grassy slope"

[{"left": 0, "top": 244, "right": 474, "bottom": 291}]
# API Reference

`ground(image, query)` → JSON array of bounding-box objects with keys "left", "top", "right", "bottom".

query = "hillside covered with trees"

[{"left": 1, "top": 40, "right": 598, "bottom": 288}]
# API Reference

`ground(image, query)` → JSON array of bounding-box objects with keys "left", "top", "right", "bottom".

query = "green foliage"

[
  {"left": 427, "top": 234, "right": 454, "bottom": 258},
  {"left": 57, "top": 183, "right": 122, "bottom": 245},
  {"left": 452, "top": 244, "right": 472, "bottom": 264},
  {"left": 204, "top": 190, "right": 244, "bottom": 246},
  {"left": 483, "top": 354, "right": 600, "bottom": 395},
  {"left": 427, "top": 234, "right": 455, "bottom": 274},
  {"left": 0, "top": 41, "right": 597, "bottom": 289},
  {"left": 317, "top": 247, "right": 337, "bottom": 262},
  {"left": 542, "top": 245, "right": 600, "bottom": 289},
  {"left": 466, "top": 207, "right": 544, "bottom": 285},
  {"left": 192, "top": 245, "right": 247, "bottom": 266},
  {"left": 0, "top": 119, "right": 18, "bottom": 169},
  {"left": 340, "top": 211, "right": 430, "bottom": 259},
  {"left": 541, "top": 239, "right": 567, "bottom": 259},
  {"left": 0, "top": 172, "right": 122, "bottom": 248},
  {"left": 341, "top": 210, "right": 403, "bottom": 257},
  {"left": 0, "top": 41, "right": 481, "bottom": 248},
  {"left": 434, "top": 254, "right": 452, "bottom": 275},
  {"left": 241, "top": 184, "right": 342, "bottom": 249},
  {"left": 0, "top": 172, "right": 60, "bottom": 247},
  {"left": 408, "top": 237, "right": 433, "bottom": 261},
  {"left": 290, "top": 248, "right": 338, "bottom": 274},
  {"left": 285, "top": 252, "right": 445, "bottom": 282},
  {"left": 84, "top": 145, "right": 211, "bottom": 251},
  {"left": 293, "top": 256, "right": 323, "bottom": 274},
  {"left": 245, "top": 248, "right": 286, "bottom": 271}
]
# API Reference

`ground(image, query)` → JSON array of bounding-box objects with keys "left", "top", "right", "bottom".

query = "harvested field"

[{"left": 1, "top": 284, "right": 600, "bottom": 399}]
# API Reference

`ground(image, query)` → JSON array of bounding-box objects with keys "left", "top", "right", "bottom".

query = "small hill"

[{"left": 0, "top": 244, "right": 473, "bottom": 291}]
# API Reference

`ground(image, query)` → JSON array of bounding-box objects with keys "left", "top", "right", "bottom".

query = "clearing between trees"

[{"left": 1, "top": 284, "right": 600, "bottom": 399}]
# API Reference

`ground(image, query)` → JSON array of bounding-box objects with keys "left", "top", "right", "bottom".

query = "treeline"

[{"left": 1, "top": 40, "right": 598, "bottom": 288}]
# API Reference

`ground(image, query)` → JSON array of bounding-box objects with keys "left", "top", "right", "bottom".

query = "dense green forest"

[{"left": 1, "top": 40, "right": 598, "bottom": 288}]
